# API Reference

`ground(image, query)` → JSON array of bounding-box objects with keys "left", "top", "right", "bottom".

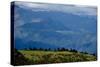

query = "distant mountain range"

[{"left": 13, "top": 3, "right": 97, "bottom": 54}]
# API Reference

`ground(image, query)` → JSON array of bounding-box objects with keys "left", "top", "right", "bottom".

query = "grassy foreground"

[{"left": 14, "top": 50, "right": 97, "bottom": 65}]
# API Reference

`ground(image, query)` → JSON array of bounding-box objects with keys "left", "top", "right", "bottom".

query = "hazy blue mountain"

[
  {"left": 15, "top": 38, "right": 59, "bottom": 50},
  {"left": 13, "top": 3, "right": 97, "bottom": 54}
]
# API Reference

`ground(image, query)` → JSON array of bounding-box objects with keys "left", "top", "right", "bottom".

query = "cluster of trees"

[
  {"left": 22, "top": 47, "right": 96, "bottom": 56},
  {"left": 23, "top": 47, "right": 78, "bottom": 52}
]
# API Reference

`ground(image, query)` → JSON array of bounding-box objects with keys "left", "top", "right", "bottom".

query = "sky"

[{"left": 14, "top": 1, "right": 97, "bottom": 16}]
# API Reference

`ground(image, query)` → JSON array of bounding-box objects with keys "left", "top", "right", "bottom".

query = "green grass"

[{"left": 16, "top": 50, "right": 96, "bottom": 65}]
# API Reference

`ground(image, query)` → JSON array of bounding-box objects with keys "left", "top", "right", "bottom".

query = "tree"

[
  {"left": 48, "top": 48, "right": 51, "bottom": 51},
  {"left": 70, "top": 49, "right": 78, "bottom": 53},
  {"left": 57, "top": 48, "right": 60, "bottom": 51},
  {"left": 61, "top": 47, "right": 66, "bottom": 51}
]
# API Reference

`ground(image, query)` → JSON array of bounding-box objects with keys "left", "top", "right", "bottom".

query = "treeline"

[
  {"left": 21, "top": 47, "right": 96, "bottom": 56},
  {"left": 23, "top": 47, "right": 77, "bottom": 52}
]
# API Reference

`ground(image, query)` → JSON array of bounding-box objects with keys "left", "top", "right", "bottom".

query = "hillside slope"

[{"left": 14, "top": 50, "right": 97, "bottom": 65}]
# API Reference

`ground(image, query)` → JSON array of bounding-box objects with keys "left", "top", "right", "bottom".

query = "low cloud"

[
  {"left": 32, "top": 18, "right": 42, "bottom": 23},
  {"left": 15, "top": 1, "right": 97, "bottom": 16},
  {"left": 56, "top": 30, "right": 79, "bottom": 35}
]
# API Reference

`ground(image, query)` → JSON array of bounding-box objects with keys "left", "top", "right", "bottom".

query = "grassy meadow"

[{"left": 14, "top": 49, "right": 97, "bottom": 65}]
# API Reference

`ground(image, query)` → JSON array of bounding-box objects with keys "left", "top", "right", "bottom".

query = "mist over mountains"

[{"left": 13, "top": 2, "right": 97, "bottom": 54}]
